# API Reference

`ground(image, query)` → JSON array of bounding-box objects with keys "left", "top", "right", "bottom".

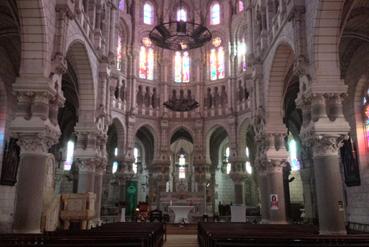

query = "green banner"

[{"left": 125, "top": 180, "right": 138, "bottom": 216}]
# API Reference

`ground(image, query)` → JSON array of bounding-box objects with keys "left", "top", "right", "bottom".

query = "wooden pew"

[
  {"left": 0, "top": 222, "right": 164, "bottom": 247},
  {"left": 198, "top": 222, "right": 369, "bottom": 247}
]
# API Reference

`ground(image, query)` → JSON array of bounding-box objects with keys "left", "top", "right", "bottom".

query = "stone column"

[
  {"left": 256, "top": 167, "right": 270, "bottom": 223},
  {"left": 297, "top": 91, "right": 349, "bottom": 234},
  {"left": 94, "top": 159, "right": 106, "bottom": 222},
  {"left": 300, "top": 166, "right": 316, "bottom": 223},
  {"left": 266, "top": 160, "right": 287, "bottom": 224},
  {"left": 312, "top": 135, "right": 347, "bottom": 235},
  {"left": 77, "top": 158, "right": 96, "bottom": 193},
  {"left": 10, "top": 82, "right": 63, "bottom": 233},
  {"left": 229, "top": 159, "right": 247, "bottom": 205},
  {"left": 13, "top": 135, "right": 57, "bottom": 233}
]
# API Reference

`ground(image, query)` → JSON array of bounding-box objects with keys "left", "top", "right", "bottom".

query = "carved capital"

[
  {"left": 95, "top": 158, "right": 107, "bottom": 175},
  {"left": 311, "top": 134, "right": 346, "bottom": 157},
  {"left": 51, "top": 53, "right": 68, "bottom": 75},
  {"left": 76, "top": 158, "right": 98, "bottom": 173},
  {"left": 15, "top": 130, "right": 59, "bottom": 154},
  {"left": 266, "top": 159, "right": 287, "bottom": 173}
]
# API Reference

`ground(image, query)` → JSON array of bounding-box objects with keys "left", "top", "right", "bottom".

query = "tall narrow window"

[
  {"left": 210, "top": 37, "right": 225, "bottom": 80},
  {"left": 119, "top": 0, "right": 125, "bottom": 11},
  {"left": 288, "top": 138, "right": 300, "bottom": 171},
  {"left": 116, "top": 35, "right": 122, "bottom": 70},
  {"left": 238, "top": 0, "right": 244, "bottom": 12},
  {"left": 210, "top": 2, "right": 221, "bottom": 25},
  {"left": 178, "top": 154, "right": 186, "bottom": 179},
  {"left": 363, "top": 89, "right": 369, "bottom": 148},
  {"left": 139, "top": 38, "right": 154, "bottom": 80},
  {"left": 64, "top": 140, "right": 75, "bottom": 171},
  {"left": 245, "top": 147, "right": 252, "bottom": 174},
  {"left": 133, "top": 147, "right": 139, "bottom": 174},
  {"left": 224, "top": 147, "right": 231, "bottom": 174},
  {"left": 112, "top": 147, "right": 118, "bottom": 174},
  {"left": 237, "top": 40, "right": 247, "bottom": 72},
  {"left": 177, "top": 8, "right": 187, "bottom": 21},
  {"left": 143, "top": 2, "right": 153, "bottom": 24},
  {"left": 174, "top": 51, "right": 190, "bottom": 83}
]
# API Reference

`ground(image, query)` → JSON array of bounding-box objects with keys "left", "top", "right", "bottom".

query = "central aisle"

[{"left": 164, "top": 235, "right": 198, "bottom": 247}]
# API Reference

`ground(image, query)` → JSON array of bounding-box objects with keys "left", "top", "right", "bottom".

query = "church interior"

[{"left": 0, "top": 0, "right": 369, "bottom": 246}]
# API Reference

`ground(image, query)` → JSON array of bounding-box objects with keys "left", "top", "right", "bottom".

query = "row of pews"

[
  {"left": 0, "top": 222, "right": 164, "bottom": 247},
  {"left": 198, "top": 222, "right": 369, "bottom": 247}
]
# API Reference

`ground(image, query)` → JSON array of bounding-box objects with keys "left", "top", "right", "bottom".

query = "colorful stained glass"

[
  {"left": 218, "top": 47, "right": 225, "bottom": 79},
  {"left": 174, "top": 51, "right": 190, "bottom": 83},
  {"left": 288, "top": 139, "right": 300, "bottom": 171},
  {"left": 174, "top": 52, "right": 182, "bottom": 82},
  {"left": 239, "top": 0, "right": 244, "bottom": 12},
  {"left": 143, "top": 2, "right": 153, "bottom": 24},
  {"left": 147, "top": 48, "right": 154, "bottom": 80},
  {"left": 210, "top": 2, "right": 220, "bottom": 25},
  {"left": 177, "top": 9, "right": 187, "bottom": 21},
  {"left": 139, "top": 46, "right": 147, "bottom": 79},
  {"left": 116, "top": 35, "right": 122, "bottom": 70},
  {"left": 139, "top": 46, "right": 154, "bottom": 80},
  {"left": 182, "top": 52, "right": 190, "bottom": 82},
  {"left": 210, "top": 48, "right": 217, "bottom": 80},
  {"left": 119, "top": 0, "right": 125, "bottom": 10}
]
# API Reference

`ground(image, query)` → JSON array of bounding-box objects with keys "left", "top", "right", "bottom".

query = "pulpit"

[
  {"left": 169, "top": 205, "right": 194, "bottom": 223},
  {"left": 60, "top": 192, "right": 96, "bottom": 230}
]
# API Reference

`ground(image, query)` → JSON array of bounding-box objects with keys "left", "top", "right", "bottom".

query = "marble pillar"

[
  {"left": 266, "top": 160, "right": 287, "bottom": 224},
  {"left": 257, "top": 168, "right": 270, "bottom": 223},
  {"left": 77, "top": 159, "right": 96, "bottom": 193},
  {"left": 94, "top": 160, "right": 106, "bottom": 222},
  {"left": 300, "top": 166, "right": 316, "bottom": 223},
  {"left": 312, "top": 135, "right": 346, "bottom": 235},
  {"left": 13, "top": 151, "right": 50, "bottom": 233},
  {"left": 230, "top": 172, "right": 247, "bottom": 205}
]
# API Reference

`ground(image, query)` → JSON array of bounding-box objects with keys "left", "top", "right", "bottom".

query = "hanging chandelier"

[{"left": 149, "top": 1, "right": 212, "bottom": 51}]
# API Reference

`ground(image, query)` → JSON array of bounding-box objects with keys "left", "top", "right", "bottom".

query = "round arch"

[
  {"left": 16, "top": 0, "right": 49, "bottom": 77},
  {"left": 66, "top": 41, "right": 96, "bottom": 116},
  {"left": 313, "top": 0, "right": 345, "bottom": 81},
  {"left": 265, "top": 42, "right": 295, "bottom": 128}
]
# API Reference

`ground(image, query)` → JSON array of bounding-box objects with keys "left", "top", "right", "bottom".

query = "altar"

[
  {"left": 169, "top": 206, "right": 194, "bottom": 223},
  {"left": 160, "top": 192, "right": 204, "bottom": 223}
]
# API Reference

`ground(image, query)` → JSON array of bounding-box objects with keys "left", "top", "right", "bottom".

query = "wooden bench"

[
  {"left": 0, "top": 222, "right": 164, "bottom": 247},
  {"left": 198, "top": 222, "right": 369, "bottom": 247}
]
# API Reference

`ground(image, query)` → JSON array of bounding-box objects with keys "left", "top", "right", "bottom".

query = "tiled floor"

[{"left": 164, "top": 234, "right": 198, "bottom": 247}]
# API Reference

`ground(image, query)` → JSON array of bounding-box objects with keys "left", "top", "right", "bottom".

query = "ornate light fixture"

[{"left": 149, "top": 0, "right": 212, "bottom": 51}]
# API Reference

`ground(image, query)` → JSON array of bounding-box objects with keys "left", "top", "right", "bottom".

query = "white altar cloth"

[
  {"left": 169, "top": 206, "right": 194, "bottom": 223},
  {"left": 231, "top": 205, "right": 246, "bottom": 222}
]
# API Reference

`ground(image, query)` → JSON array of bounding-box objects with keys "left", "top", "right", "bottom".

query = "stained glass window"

[
  {"left": 237, "top": 41, "right": 247, "bottom": 72},
  {"left": 177, "top": 9, "right": 187, "bottom": 21},
  {"left": 119, "top": 0, "right": 125, "bottom": 11},
  {"left": 116, "top": 35, "right": 122, "bottom": 70},
  {"left": 179, "top": 154, "right": 186, "bottom": 179},
  {"left": 139, "top": 45, "right": 154, "bottom": 80},
  {"left": 245, "top": 147, "right": 252, "bottom": 174},
  {"left": 363, "top": 89, "right": 369, "bottom": 148},
  {"left": 174, "top": 51, "right": 190, "bottom": 83},
  {"left": 112, "top": 147, "right": 118, "bottom": 174},
  {"left": 64, "top": 140, "right": 75, "bottom": 171},
  {"left": 210, "top": 2, "right": 221, "bottom": 25},
  {"left": 143, "top": 2, "right": 153, "bottom": 24},
  {"left": 225, "top": 147, "right": 231, "bottom": 174},
  {"left": 288, "top": 138, "right": 300, "bottom": 171},
  {"left": 133, "top": 147, "right": 139, "bottom": 174},
  {"left": 239, "top": 0, "right": 244, "bottom": 12},
  {"left": 210, "top": 39, "right": 225, "bottom": 80}
]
